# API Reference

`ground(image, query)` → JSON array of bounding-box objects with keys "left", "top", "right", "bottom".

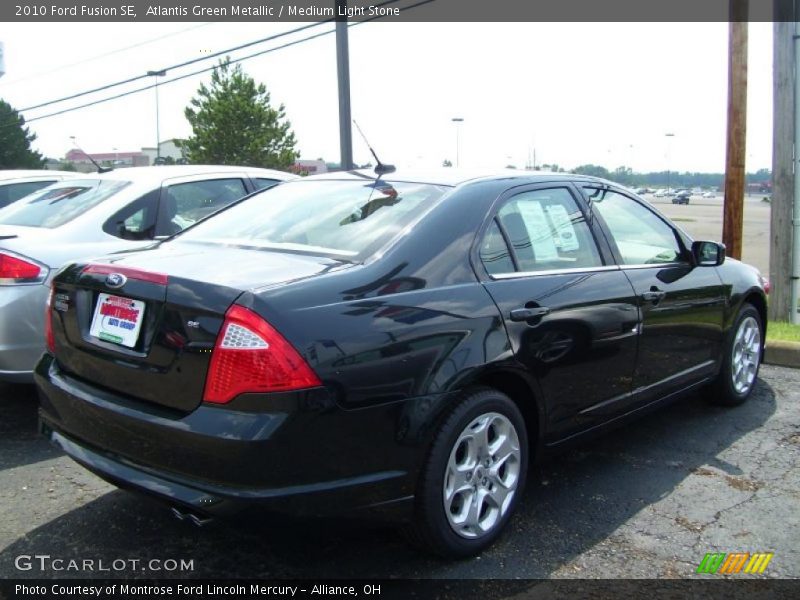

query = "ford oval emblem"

[{"left": 105, "top": 273, "right": 127, "bottom": 289}]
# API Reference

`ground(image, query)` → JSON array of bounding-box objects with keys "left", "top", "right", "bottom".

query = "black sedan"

[
  {"left": 672, "top": 190, "right": 692, "bottom": 204},
  {"left": 36, "top": 169, "right": 767, "bottom": 558}
]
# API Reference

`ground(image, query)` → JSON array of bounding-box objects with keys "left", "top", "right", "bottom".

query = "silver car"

[
  {"left": 0, "top": 165, "right": 295, "bottom": 382},
  {"left": 0, "top": 170, "right": 80, "bottom": 209}
]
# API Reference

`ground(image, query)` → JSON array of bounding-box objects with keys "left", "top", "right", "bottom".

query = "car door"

[
  {"left": 476, "top": 184, "right": 641, "bottom": 442},
  {"left": 581, "top": 185, "right": 725, "bottom": 403},
  {"left": 155, "top": 175, "right": 250, "bottom": 237}
]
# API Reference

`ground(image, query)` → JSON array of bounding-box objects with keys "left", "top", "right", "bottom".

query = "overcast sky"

[{"left": 0, "top": 22, "right": 773, "bottom": 173}]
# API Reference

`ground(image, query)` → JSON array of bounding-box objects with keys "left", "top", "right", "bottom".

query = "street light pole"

[
  {"left": 147, "top": 69, "right": 167, "bottom": 161},
  {"left": 452, "top": 117, "right": 464, "bottom": 167},
  {"left": 665, "top": 133, "right": 675, "bottom": 192},
  {"left": 335, "top": 0, "right": 353, "bottom": 171}
]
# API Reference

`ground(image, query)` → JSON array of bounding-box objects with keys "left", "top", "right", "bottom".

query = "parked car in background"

[
  {"left": 702, "top": 191, "right": 716, "bottom": 198},
  {"left": 37, "top": 168, "right": 767, "bottom": 558},
  {"left": 673, "top": 190, "right": 691, "bottom": 204},
  {"left": 654, "top": 189, "right": 667, "bottom": 197},
  {"left": 0, "top": 170, "right": 79, "bottom": 209},
  {"left": 0, "top": 165, "right": 295, "bottom": 382}
]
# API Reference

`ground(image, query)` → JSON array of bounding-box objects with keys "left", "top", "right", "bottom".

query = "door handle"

[
  {"left": 510, "top": 307, "right": 551, "bottom": 322},
  {"left": 641, "top": 289, "right": 667, "bottom": 303}
]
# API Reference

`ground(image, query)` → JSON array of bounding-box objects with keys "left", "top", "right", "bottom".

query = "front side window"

[
  {"left": 584, "top": 188, "right": 683, "bottom": 265},
  {"left": 0, "top": 180, "right": 130, "bottom": 228},
  {"left": 253, "top": 178, "right": 280, "bottom": 191},
  {"left": 485, "top": 187, "right": 602, "bottom": 273},
  {"left": 177, "top": 180, "right": 450, "bottom": 260}
]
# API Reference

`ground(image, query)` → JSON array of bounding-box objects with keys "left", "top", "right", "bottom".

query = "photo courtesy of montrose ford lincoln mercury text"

[{"left": 35, "top": 168, "right": 767, "bottom": 558}]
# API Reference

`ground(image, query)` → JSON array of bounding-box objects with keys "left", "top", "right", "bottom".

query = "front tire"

[
  {"left": 405, "top": 388, "right": 528, "bottom": 558},
  {"left": 709, "top": 303, "right": 763, "bottom": 406}
]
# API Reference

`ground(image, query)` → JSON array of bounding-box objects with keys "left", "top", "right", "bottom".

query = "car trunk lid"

[{"left": 50, "top": 242, "right": 349, "bottom": 413}]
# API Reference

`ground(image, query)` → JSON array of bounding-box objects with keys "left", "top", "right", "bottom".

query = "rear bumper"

[
  {"left": 0, "top": 284, "right": 48, "bottom": 382},
  {"left": 35, "top": 354, "right": 433, "bottom": 521},
  {"left": 42, "top": 426, "right": 413, "bottom": 520}
]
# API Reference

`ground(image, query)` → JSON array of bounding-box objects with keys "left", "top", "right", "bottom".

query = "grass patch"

[{"left": 767, "top": 321, "right": 800, "bottom": 343}]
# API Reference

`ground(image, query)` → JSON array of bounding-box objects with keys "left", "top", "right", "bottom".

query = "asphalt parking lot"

[
  {"left": 650, "top": 194, "right": 770, "bottom": 275},
  {"left": 1, "top": 365, "right": 798, "bottom": 581}
]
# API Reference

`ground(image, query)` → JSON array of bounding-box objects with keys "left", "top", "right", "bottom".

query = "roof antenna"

[
  {"left": 353, "top": 120, "right": 395, "bottom": 176},
  {"left": 69, "top": 136, "right": 113, "bottom": 174}
]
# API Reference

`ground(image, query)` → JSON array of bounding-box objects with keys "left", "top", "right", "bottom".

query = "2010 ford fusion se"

[{"left": 36, "top": 168, "right": 767, "bottom": 558}]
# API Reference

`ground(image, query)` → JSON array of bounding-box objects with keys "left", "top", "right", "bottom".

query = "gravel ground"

[{"left": 0, "top": 365, "right": 798, "bottom": 581}]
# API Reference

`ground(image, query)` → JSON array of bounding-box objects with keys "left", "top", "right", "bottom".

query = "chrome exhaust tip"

[{"left": 171, "top": 506, "right": 214, "bottom": 527}]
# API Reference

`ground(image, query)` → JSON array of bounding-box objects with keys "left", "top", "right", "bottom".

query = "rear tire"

[
  {"left": 708, "top": 303, "right": 763, "bottom": 406},
  {"left": 404, "top": 388, "right": 528, "bottom": 558}
]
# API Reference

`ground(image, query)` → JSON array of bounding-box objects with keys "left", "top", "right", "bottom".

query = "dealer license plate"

[{"left": 89, "top": 293, "right": 146, "bottom": 348}]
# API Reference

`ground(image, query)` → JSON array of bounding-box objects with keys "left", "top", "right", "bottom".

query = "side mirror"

[{"left": 692, "top": 240, "right": 725, "bottom": 266}]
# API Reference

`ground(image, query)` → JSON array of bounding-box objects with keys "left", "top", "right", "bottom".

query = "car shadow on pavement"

[
  {"left": 0, "top": 383, "right": 62, "bottom": 472},
  {"left": 0, "top": 380, "right": 777, "bottom": 579}
]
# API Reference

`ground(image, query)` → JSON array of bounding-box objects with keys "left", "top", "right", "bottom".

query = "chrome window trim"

[
  {"left": 490, "top": 265, "right": 621, "bottom": 280},
  {"left": 620, "top": 262, "right": 689, "bottom": 270}
]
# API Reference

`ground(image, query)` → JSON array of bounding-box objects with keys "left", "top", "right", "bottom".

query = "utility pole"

[
  {"left": 335, "top": 0, "right": 353, "bottom": 171},
  {"left": 771, "top": 11, "right": 795, "bottom": 321},
  {"left": 147, "top": 69, "right": 167, "bottom": 161},
  {"left": 722, "top": 0, "right": 748, "bottom": 261}
]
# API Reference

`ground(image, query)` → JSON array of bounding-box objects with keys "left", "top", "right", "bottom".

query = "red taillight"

[
  {"left": 45, "top": 285, "right": 55, "bottom": 354},
  {"left": 0, "top": 252, "right": 43, "bottom": 281},
  {"left": 203, "top": 305, "right": 321, "bottom": 404},
  {"left": 82, "top": 263, "right": 168, "bottom": 285}
]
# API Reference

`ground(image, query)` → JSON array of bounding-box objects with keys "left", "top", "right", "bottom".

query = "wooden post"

[
  {"left": 722, "top": 1, "right": 748, "bottom": 260},
  {"left": 770, "top": 16, "right": 795, "bottom": 321}
]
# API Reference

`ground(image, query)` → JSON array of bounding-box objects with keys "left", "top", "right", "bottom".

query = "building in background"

[
  {"left": 141, "top": 140, "right": 186, "bottom": 165},
  {"left": 63, "top": 149, "right": 150, "bottom": 172},
  {"left": 291, "top": 159, "right": 328, "bottom": 175}
]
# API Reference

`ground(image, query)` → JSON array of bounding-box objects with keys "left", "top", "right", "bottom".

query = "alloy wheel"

[
  {"left": 731, "top": 315, "right": 761, "bottom": 395},
  {"left": 442, "top": 412, "right": 521, "bottom": 539}
]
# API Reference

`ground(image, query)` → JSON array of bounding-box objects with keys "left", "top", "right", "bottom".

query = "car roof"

[
  {"left": 65, "top": 165, "right": 295, "bottom": 185},
  {"left": 300, "top": 167, "right": 615, "bottom": 188},
  {"left": 0, "top": 170, "right": 79, "bottom": 181}
]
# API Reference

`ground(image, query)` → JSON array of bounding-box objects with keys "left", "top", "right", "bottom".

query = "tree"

[
  {"left": 572, "top": 164, "right": 611, "bottom": 179},
  {"left": 181, "top": 60, "right": 298, "bottom": 169},
  {"left": 0, "top": 100, "right": 44, "bottom": 169}
]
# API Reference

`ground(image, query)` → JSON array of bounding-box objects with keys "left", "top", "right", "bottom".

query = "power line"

[
  {"left": 1, "top": 0, "right": 436, "bottom": 132},
  {"left": 18, "top": 21, "right": 329, "bottom": 112},
  {"left": 0, "top": 23, "right": 215, "bottom": 88},
  {"left": 19, "top": 0, "right": 418, "bottom": 114},
  {"left": 21, "top": 25, "right": 340, "bottom": 125}
]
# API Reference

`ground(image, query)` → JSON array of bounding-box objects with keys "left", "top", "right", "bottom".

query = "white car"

[
  {"left": 654, "top": 189, "right": 667, "bottom": 198},
  {"left": 702, "top": 191, "right": 716, "bottom": 198},
  {"left": 0, "top": 169, "right": 79, "bottom": 209},
  {"left": 0, "top": 165, "right": 296, "bottom": 382}
]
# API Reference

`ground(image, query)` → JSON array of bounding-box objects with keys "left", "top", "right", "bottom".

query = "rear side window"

[
  {"left": 488, "top": 187, "right": 602, "bottom": 273},
  {"left": 102, "top": 188, "right": 160, "bottom": 240},
  {"left": 0, "top": 180, "right": 56, "bottom": 208},
  {"left": 158, "top": 178, "right": 247, "bottom": 235},
  {"left": 0, "top": 180, "right": 129, "bottom": 228},
  {"left": 479, "top": 220, "right": 515, "bottom": 275}
]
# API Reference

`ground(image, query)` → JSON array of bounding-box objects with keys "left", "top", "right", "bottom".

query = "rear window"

[
  {"left": 0, "top": 179, "right": 130, "bottom": 228},
  {"left": 0, "top": 180, "right": 57, "bottom": 209},
  {"left": 176, "top": 180, "right": 450, "bottom": 260}
]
